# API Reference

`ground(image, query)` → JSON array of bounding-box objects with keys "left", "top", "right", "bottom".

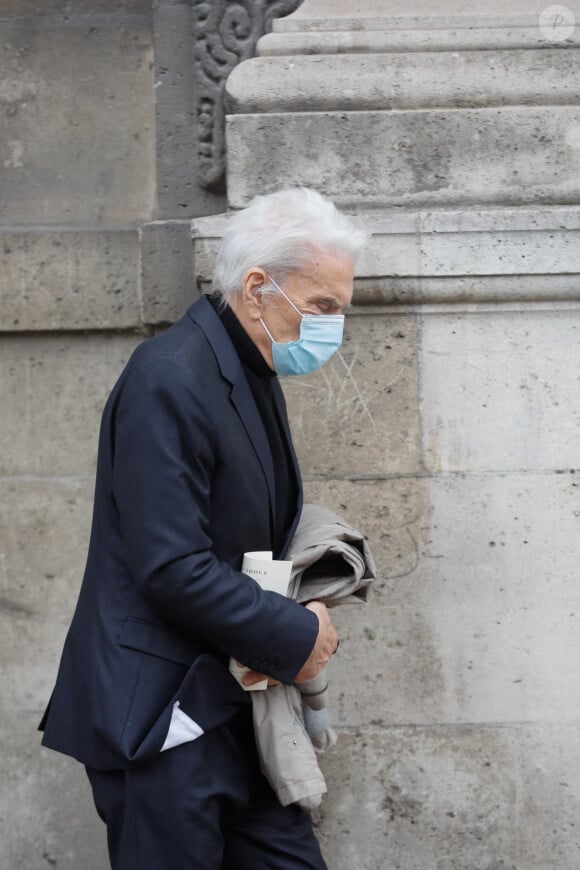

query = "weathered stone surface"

[
  {"left": 1, "top": 712, "right": 107, "bottom": 870},
  {"left": 0, "top": 230, "right": 141, "bottom": 330},
  {"left": 0, "top": 0, "right": 148, "bottom": 14},
  {"left": 421, "top": 310, "right": 580, "bottom": 472},
  {"left": 0, "top": 479, "right": 93, "bottom": 709},
  {"left": 227, "top": 49, "right": 580, "bottom": 113},
  {"left": 0, "top": 224, "right": 207, "bottom": 332},
  {"left": 191, "top": 215, "right": 226, "bottom": 289},
  {"left": 283, "top": 313, "right": 421, "bottom": 477},
  {"left": 141, "top": 221, "right": 200, "bottom": 324},
  {"left": 0, "top": 480, "right": 105, "bottom": 864},
  {"left": 275, "top": 0, "right": 580, "bottom": 27},
  {"left": 305, "top": 472, "right": 580, "bottom": 726},
  {"left": 364, "top": 206, "right": 580, "bottom": 281},
  {"left": 515, "top": 722, "right": 580, "bottom": 868},
  {"left": 0, "top": 334, "right": 143, "bottom": 477},
  {"left": 418, "top": 205, "right": 580, "bottom": 232},
  {"left": 227, "top": 107, "right": 580, "bottom": 208},
  {"left": 153, "top": 1, "right": 226, "bottom": 220},
  {"left": 0, "top": 19, "right": 155, "bottom": 225},
  {"left": 258, "top": 26, "right": 580, "bottom": 55},
  {"left": 419, "top": 229, "right": 580, "bottom": 278},
  {"left": 353, "top": 274, "right": 580, "bottom": 306},
  {"left": 315, "top": 724, "right": 580, "bottom": 870}
]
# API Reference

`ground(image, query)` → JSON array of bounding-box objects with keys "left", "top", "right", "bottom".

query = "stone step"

[
  {"left": 261, "top": 4, "right": 580, "bottom": 54},
  {"left": 226, "top": 106, "right": 580, "bottom": 208},
  {"left": 274, "top": 12, "right": 577, "bottom": 31},
  {"left": 275, "top": 0, "right": 579, "bottom": 29},
  {"left": 259, "top": 27, "right": 580, "bottom": 55},
  {"left": 227, "top": 49, "right": 580, "bottom": 113}
]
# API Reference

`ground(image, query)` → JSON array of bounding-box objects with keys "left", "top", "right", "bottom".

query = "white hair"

[{"left": 212, "top": 188, "right": 366, "bottom": 302}]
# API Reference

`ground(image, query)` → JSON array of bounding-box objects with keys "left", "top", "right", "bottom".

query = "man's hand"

[
  {"left": 294, "top": 601, "right": 338, "bottom": 684},
  {"left": 239, "top": 600, "right": 338, "bottom": 688},
  {"left": 241, "top": 671, "right": 280, "bottom": 688}
]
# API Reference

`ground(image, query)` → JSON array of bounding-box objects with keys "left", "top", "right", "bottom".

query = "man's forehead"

[{"left": 285, "top": 248, "right": 354, "bottom": 308}]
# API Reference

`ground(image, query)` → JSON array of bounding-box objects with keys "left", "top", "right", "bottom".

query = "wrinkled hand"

[
  {"left": 294, "top": 601, "right": 338, "bottom": 684},
  {"left": 241, "top": 666, "right": 280, "bottom": 689}
]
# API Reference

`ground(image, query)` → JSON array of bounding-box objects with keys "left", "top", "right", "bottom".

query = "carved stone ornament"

[{"left": 194, "top": 0, "right": 303, "bottom": 191}]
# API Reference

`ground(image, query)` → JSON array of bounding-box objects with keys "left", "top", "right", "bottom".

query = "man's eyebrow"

[{"left": 314, "top": 294, "right": 352, "bottom": 310}]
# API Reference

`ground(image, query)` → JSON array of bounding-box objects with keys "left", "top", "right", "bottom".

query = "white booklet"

[{"left": 229, "top": 551, "right": 292, "bottom": 691}]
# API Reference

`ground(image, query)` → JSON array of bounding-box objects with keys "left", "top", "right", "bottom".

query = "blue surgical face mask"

[{"left": 259, "top": 276, "right": 345, "bottom": 377}]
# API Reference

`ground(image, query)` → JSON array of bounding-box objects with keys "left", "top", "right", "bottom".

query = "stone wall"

[{"left": 3, "top": 0, "right": 580, "bottom": 868}]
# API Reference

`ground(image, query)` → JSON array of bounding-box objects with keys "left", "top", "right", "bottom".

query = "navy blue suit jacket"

[{"left": 41, "top": 295, "right": 318, "bottom": 770}]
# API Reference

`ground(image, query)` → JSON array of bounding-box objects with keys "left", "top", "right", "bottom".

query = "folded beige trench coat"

[{"left": 251, "top": 504, "right": 376, "bottom": 810}]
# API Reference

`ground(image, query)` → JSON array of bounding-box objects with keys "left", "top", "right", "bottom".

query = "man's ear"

[{"left": 241, "top": 267, "right": 269, "bottom": 320}]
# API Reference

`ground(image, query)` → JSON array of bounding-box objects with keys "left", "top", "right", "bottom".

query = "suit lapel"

[
  {"left": 272, "top": 379, "right": 303, "bottom": 556},
  {"left": 188, "top": 297, "right": 277, "bottom": 527},
  {"left": 229, "top": 377, "right": 276, "bottom": 514}
]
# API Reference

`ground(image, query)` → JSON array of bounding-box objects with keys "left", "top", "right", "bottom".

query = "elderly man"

[{"left": 40, "top": 188, "right": 366, "bottom": 869}]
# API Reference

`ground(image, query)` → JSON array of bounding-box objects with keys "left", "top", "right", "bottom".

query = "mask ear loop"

[
  {"left": 259, "top": 316, "right": 276, "bottom": 343},
  {"left": 256, "top": 279, "right": 278, "bottom": 343},
  {"left": 265, "top": 273, "right": 304, "bottom": 318},
  {"left": 258, "top": 273, "right": 298, "bottom": 344}
]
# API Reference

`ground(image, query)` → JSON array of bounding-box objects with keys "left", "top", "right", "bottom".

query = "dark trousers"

[{"left": 86, "top": 708, "right": 327, "bottom": 870}]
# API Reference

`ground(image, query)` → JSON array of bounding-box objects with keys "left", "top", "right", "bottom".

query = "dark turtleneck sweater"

[{"left": 208, "top": 293, "right": 298, "bottom": 556}]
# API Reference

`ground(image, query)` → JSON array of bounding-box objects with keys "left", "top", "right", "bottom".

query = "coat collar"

[{"left": 187, "top": 295, "right": 302, "bottom": 557}]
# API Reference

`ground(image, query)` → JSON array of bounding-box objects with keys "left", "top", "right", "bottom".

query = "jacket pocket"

[{"left": 118, "top": 617, "right": 198, "bottom": 667}]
